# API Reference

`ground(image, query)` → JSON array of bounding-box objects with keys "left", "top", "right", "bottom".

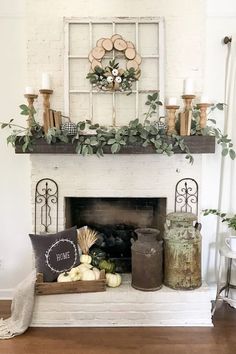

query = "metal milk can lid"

[{"left": 166, "top": 212, "right": 197, "bottom": 223}]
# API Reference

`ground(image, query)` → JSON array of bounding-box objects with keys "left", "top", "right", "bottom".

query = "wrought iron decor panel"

[
  {"left": 34, "top": 178, "right": 59, "bottom": 234},
  {"left": 174, "top": 178, "right": 199, "bottom": 215}
]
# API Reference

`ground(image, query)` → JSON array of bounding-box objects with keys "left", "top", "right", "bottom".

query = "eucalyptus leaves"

[
  {"left": 0, "top": 92, "right": 235, "bottom": 164},
  {"left": 86, "top": 59, "right": 140, "bottom": 94},
  {"left": 190, "top": 103, "right": 235, "bottom": 160}
]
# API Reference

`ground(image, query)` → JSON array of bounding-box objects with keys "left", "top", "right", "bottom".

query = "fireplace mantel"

[{"left": 15, "top": 136, "right": 215, "bottom": 154}]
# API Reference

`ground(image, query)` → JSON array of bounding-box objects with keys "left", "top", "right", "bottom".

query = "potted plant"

[{"left": 203, "top": 209, "right": 236, "bottom": 234}]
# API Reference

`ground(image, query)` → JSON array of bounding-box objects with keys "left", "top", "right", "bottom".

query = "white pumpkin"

[
  {"left": 107, "top": 76, "right": 114, "bottom": 83},
  {"left": 77, "top": 263, "right": 92, "bottom": 274},
  {"left": 92, "top": 267, "right": 100, "bottom": 280},
  {"left": 57, "top": 272, "right": 73, "bottom": 282},
  {"left": 115, "top": 76, "right": 122, "bottom": 83},
  {"left": 69, "top": 267, "right": 81, "bottom": 281},
  {"left": 80, "top": 254, "right": 92, "bottom": 264},
  {"left": 106, "top": 273, "right": 122, "bottom": 288},
  {"left": 81, "top": 269, "right": 96, "bottom": 281}
]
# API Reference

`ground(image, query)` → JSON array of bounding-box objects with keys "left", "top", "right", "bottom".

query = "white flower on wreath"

[
  {"left": 115, "top": 76, "right": 122, "bottom": 83},
  {"left": 112, "top": 69, "right": 119, "bottom": 76},
  {"left": 107, "top": 76, "right": 114, "bottom": 83}
]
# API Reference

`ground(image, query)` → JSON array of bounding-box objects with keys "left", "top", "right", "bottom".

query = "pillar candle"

[
  {"left": 25, "top": 86, "right": 35, "bottom": 94},
  {"left": 199, "top": 95, "right": 209, "bottom": 104},
  {"left": 41, "top": 72, "right": 51, "bottom": 90},
  {"left": 183, "top": 78, "right": 195, "bottom": 95},
  {"left": 167, "top": 97, "right": 177, "bottom": 106}
]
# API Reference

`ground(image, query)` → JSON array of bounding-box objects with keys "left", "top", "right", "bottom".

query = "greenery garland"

[
  {"left": 86, "top": 59, "right": 140, "bottom": 94},
  {"left": 0, "top": 92, "right": 235, "bottom": 164}
]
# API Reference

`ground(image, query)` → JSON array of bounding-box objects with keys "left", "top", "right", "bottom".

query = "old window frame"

[{"left": 64, "top": 17, "right": 165, "bottom": 125}]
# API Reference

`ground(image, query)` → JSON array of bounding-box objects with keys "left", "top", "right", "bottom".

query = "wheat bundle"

[{"left": 77, "top": 227, "right": 98, "bottom": 255}]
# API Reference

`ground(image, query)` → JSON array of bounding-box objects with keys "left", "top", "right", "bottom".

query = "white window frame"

[{"left": 64, "top": 17, "right": 165, "bottom": 124}]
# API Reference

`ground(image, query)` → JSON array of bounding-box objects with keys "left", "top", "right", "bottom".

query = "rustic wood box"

[{"left": 35, "top": 270, "right": 106, "bottom": 295}]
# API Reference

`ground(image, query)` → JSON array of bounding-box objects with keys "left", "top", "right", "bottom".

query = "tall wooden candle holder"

[
  {"left": 39, "top": 89, "right": 53, "bottom": 133},
  {"left": 24, "top": 94, "right": 38, "bottom": 128},
  {"left": 166, "top": 105, "right": 180, "bottom": 135},
  {"left": 180, "top": 94, "right": 196, "bottom": 136},
  {"left": 196, "top": 103, "right": 212, "bottom": 129}
]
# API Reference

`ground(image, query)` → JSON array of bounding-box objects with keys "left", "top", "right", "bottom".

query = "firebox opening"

[{"left": 65, "top": 197, "right": 166, "bottom": 273}]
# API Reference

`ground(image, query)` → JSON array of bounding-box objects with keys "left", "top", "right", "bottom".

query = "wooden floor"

[{"left": 0, "top": 300, "right": 236, "bottom": 354}]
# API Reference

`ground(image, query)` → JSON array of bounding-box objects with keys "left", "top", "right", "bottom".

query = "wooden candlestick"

[
  {"left": 182, "top": 95, "right": 195, "bottom": 110},
  {"left": 166, "top": 105, "right": 180, "bottom": 135},
  {"left": 197, "top": 103, "right": 212, "bottom": 129},
  {"left": 180, "top": 95, "right": 196, "bottom": 136},
  {"left": 39, "top": 89, "right": 53, "bottom": 133},
  {"left": 24, "top": 93, "right": 38, "bottom": 128}
]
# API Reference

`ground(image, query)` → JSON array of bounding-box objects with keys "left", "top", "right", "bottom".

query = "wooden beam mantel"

[{"left": 15, "top": 136, "right": 215, "bottom": 154}]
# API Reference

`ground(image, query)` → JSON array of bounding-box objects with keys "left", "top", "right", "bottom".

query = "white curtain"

[{"left": 217, "top": 35, "right": 236, "bottom": 306}]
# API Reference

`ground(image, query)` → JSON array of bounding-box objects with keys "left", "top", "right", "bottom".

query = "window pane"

[
  {"left": 69, "top": 24, "right": 90, "bottom": 56},
  {"left": 139, "top": 58, "right": 159, "bottom": 90},
  {"left": 69, "top": 93, "right": 90, "bottom": 121},
  {"left": 92, "top": 94, "right": 113, "bottom": 125},
  {"left": 69, "top": 58, "right": 90, "bottom": 91},
  {"left": 92, "top": 24, "right": 113, "bottom": 47},
  {"left": 115, "top": 93, "right": 136, "bottom": 126},
  {"left": 138, "top": 23, "right": 159, "bottom": 56}
]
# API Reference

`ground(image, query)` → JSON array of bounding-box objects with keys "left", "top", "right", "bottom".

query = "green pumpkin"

[
  {"left": 90, "top": 248, "right": 106, "bottom": 267},
  {"left": 98, "top": 259, "right": 116, "bottom": 273}
]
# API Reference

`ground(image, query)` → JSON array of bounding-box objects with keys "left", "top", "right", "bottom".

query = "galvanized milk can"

[
  {"left": 131, "top": 228, "right": 163, "bottom": 291},
  {"left": 163, "top": 212, "right": 201, "bottom": 290}
]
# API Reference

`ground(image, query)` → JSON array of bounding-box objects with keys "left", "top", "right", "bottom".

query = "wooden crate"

[{"left": 35, "top": 270, "right": 106, "bottom": 295}]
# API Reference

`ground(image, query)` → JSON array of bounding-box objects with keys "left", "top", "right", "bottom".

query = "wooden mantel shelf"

[{"left": 15, "top": 136, "right": 215, "bottom": 154}]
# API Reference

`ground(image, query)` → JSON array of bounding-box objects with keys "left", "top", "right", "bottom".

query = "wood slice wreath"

[{"left": 86, "top": 34, "right": 141, "bottom": 94}]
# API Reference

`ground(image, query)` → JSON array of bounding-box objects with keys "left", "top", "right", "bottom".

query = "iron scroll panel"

[
  {"left": 174, "top": 178, "right": 199, "bottom": 215},
  {"left": 34, "top": 178, "right": 59, "bottom": 234}
]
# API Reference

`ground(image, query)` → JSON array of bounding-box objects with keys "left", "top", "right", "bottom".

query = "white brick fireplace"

[
  {"left": 30, "top": 153, "right": 212, "bottom": 327},
  {"left": 25, "top": 0, "right": 212, "bottom": 328}
]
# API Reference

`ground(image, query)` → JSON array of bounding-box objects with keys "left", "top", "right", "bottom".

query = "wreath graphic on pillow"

[
  {"left": 86, "top": 34, "right": 141, "bottom": 93},
  {"left": 45, "top": 238, "right": 78, "bottom": 274}
]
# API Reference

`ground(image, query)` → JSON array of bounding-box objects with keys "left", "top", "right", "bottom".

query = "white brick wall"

[
  {"left": 31, "top": 154, "right": 202, "bottom": 232},
  {"left": 26, "top": 0, "right": 205, "bottom": 123}
]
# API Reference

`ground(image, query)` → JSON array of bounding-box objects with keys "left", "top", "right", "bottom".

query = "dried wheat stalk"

[{"left": 77, "top": 227, "right": 98, "bottom": 254}]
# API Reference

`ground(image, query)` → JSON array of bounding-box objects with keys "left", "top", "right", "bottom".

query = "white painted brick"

[
  {"left": 31, "top": 278, "right": 212, "bottom": 327},
  {"left": 26, "top": 0, "right": 204, "bottom": 115},
  {"left": 31, "top": 154, "right": 202, "bottom": 232}
]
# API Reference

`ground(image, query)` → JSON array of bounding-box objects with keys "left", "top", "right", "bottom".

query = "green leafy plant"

[
  {"left": 0, "top": 105, "right": 69, "bottom": 152},
  {"left": 86, "top": 59, "right": 140, "bottom": 94},
  {"left": 0, "top": 93, "right": 235, "bottom": 165},
  {"left": 190, "top": 103, "right": 235, "bottom": 160},
  {"left": 203, "top": 209, "right": 236, "bottom": 231}
]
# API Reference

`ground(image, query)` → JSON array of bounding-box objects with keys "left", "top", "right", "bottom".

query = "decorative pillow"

[{"left": 29, "top": 226, "right": 79, "bottom": 282}]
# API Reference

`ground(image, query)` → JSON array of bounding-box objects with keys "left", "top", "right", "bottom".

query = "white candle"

[
  {"left": 183, "top": 78, "right": 195, "bottom": 95},
  {"left": 25, "top": 86, "right": 35, "bottom": 94},
  {"left": 199, "top": 95, "right": 209, "bottom": 104},
  {"left": 41, "top": 72, "right": 51, "bottom": 90},
  {"left": 167, "top": 97, "right": 178, "bottom": 106}
]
